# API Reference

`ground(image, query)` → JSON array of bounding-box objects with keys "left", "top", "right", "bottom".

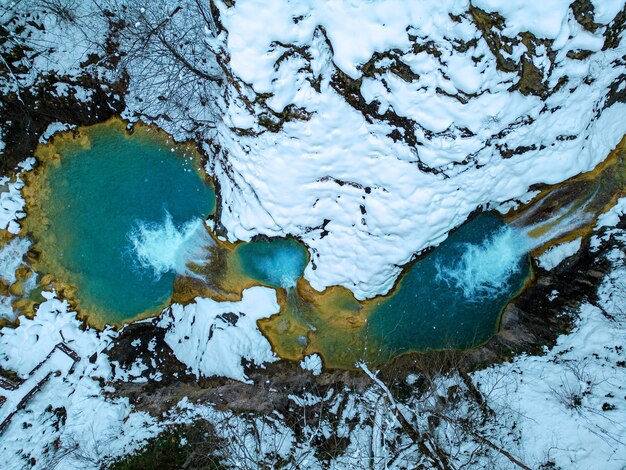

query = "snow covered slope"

[{"left": 200, "top": 0, "right": 626, "bottom": 299}]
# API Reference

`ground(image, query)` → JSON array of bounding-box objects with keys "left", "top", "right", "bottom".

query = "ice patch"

[
  {"left": 300, "top": 354, "right": 323, "bottom": 376},
  {"left": 127, "top": 211, "right": 212, "bottom": 279}
]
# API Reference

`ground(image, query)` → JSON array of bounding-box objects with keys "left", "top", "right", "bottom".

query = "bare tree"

[{"left": 116, "top": 0, "right": 224, "bottom": 137}]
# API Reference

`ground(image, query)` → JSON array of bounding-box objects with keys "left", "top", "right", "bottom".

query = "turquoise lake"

[
  {"left": 249, "top": 213, "right": 532, "bottom": 368},
  {"left": 37, "top": 124, "right": 215, "bottom": 324},
  {"left": 31, "top": 122, "right": 531, "bottom": 363},
  {"left": 365, "top": 213, "right": 531, "bottom": 359}
]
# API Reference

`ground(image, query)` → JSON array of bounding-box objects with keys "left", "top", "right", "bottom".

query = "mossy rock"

[
  {"left": 15, "top": 264, "right": 32, "bottom": 281},
  {"left": 0, "top": 279, "right": 10, "bottom": 297},
  {"left": 25, "top": 247, "right": 43, "bottom": 265},
  {"left": 39, "top": 273, "right": 56, "bottom": 287},
  {"left": 9, "top": 281, "right": 24, "bottom": 297},
  {"left": 12, "top": 298, "right": 32, "bottom": 315}
]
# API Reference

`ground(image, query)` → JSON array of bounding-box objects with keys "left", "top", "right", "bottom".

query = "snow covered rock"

[
  {"left": 538, "top": 238, "right": 583, "bottom": 270},
  {"left": 202, "top": 0, "right": 626, "bottom": 299},
  {"left": 158, "top": 287, "right": 280, "bottom": 382}
]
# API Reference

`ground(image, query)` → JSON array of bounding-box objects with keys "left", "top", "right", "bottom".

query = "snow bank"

[
  {"left": 538, "top": 237, "right": 582, "bottom": 270},
  {"left": 159, "top": 287, "right": 280, "bottom": 382},
  {"left": 0, "top": 158, "right": 34, "bottom": 235}
]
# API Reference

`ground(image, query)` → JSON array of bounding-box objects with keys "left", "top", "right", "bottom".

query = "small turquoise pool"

[
  {"left": 36, "top": 123, "right": 215, "bottom": 324},
  {"left": 236, "top": 238, "right": 308, "bottom": 288}
]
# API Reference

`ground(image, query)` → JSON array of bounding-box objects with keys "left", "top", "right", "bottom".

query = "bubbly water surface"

[{"left": 236, "top": 238, "right": 307, "bottom": 288}]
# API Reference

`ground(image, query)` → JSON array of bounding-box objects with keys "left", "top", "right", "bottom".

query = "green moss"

[{"left": 108, "top": 421, "right": 225, "bottom": 470}]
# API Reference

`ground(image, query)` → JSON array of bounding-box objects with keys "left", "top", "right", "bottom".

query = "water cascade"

[
  {"left": 24, "top": 120, "right": 216, "bottom": 325},
  {"left": 236, "top": 238, "right": 308, "bottom": 289},
  {"left": 436, "top": 226, "right": 529, "bottom": 300},
  {"left": 128, "top": 212, "right": 213, "bottom": 279}
]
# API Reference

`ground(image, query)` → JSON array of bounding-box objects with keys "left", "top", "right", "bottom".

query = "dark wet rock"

[
  {"left": 603, "top": 4, "right": 626, "bottom": 50},
  {"left": 0, "top": 74, "right": 126, "bottom": 174},
  {"left": 468, "top": 6, "right": 518, "bottom": 73},
  {"left": 566, "top": 49, "right": 594, "bottom": 60},
  {"left": 360, "top": 50, "right": 421, "bottom": 83},
  {"left": 605, "top": 73, "right": 626, "bottom": 110}
]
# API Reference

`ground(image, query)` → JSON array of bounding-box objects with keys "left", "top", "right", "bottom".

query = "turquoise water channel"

[{"left": 38, "top": 124, "right": 215, "bottom": 324}]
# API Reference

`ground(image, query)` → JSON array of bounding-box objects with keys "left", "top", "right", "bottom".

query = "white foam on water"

[
  {"left": 437, "top": 203, "right": 593, "bottom": 300},
  {"left": 437, "top": 227, "right": 531, "bottom": 300},
  {"left": 0, "top": 237, "right": 31, "bottom": 284},
  {"left": 127, "top": 211, "right": 212, "bottom": 279},
  {"left": 279, "top": 272, "right": 299, "bottom": 289}
]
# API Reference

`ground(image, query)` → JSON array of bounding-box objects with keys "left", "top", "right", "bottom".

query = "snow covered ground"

[
  {"left": 0, "top": 0, "right": 625, "bottom": 468},
  {"left": 159, "top": 286, "right": 280, "bottom": 382},
  {"left": 0, "top": 344, "right": 76, "bottom": 430},
  {"left": 204, "top": 0, "right": 626, "bottom": 299},
  {"left": 472, "top": 279, "right": 626, "bottom": 469}
]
